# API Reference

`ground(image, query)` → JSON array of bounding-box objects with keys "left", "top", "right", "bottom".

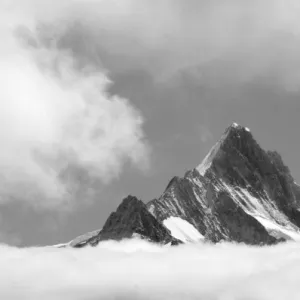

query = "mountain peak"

[
  {"left": 87, "top": 195, "right": 182, "bottom": 245},
  {"left": 196, "top": 123, "right": 253, "bottom": 176},
  {"left": 227, "top": 122, "right": 250, "bottom": 134},
  {"left": 149, "top": 124, "right": 300, "bottom": 245},
  {"left": 231, "top": 121, "right": 240, "bottom": 128}
]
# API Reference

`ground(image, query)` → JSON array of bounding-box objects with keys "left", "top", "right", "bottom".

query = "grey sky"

[{"left": 1, "top": 0, "right": 300, "bottom": 246}]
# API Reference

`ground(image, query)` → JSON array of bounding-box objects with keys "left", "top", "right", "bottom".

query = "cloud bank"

[
  {"left": 0, "top": 239, "right": 300, "bottom": 299},
  {"left": 0, "top": 0, "right": 150, "bottom": 209}
]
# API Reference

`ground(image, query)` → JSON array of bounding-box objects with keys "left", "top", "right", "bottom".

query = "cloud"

[
  {"left": 0, "top": 239, "right": 300, "bottom": 299},
  {"left": 3, "top": 0, "right": 300, "bottom": 208},
  {"left": 0, "top": 0, "right": 150, "bottom": 210},
  {"left": 22, "top": 0, "right": 300, "bottom": 91}
]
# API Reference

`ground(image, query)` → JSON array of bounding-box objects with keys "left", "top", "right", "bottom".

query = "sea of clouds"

[{"left": 0, "top": 239, "right": 299, "bottom": 300}]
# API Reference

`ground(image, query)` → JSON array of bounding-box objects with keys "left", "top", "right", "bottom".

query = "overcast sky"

[{"left": 1, "top": 0, "right": 300, "bottom": 246}]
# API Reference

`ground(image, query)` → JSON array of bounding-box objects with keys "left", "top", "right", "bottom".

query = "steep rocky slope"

[
  {"left": 147, "top": 123, "right": 300, "bottom": 244},
  {"left": 57, "top": 123, "right": 300, "bottom": 248},
  {"left": 62, "top": 196, "right": 181, "bottom": 248}
]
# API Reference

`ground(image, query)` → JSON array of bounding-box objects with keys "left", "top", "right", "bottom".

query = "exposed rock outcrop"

[{"left": 69, "top": 195, "right": 182, "bottom": 248}]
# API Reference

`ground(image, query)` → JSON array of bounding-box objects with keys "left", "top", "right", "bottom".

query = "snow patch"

[
  {"left": 232, "top": 122, "right": 239, "bottom": 128},
  {"left": 196, "top": 134, "right": 224, "bottom": 175},
  {"left": 245, "top": 127, "right": 250, "bottom": 132},
  {"left": 49, "top": 243, "right": 70, "bottom": 248},
  {"left": 197, "top": 160, "right": 212, "bottom": 176},
  {"left": 163, "top": 217, "right": 204, "bottom": 243},
  {"left": 148, "top": 204, "right": 155, "bottom": 215},
  {"left": 254, "top": 216, "right": 300, "bottom": 241}
]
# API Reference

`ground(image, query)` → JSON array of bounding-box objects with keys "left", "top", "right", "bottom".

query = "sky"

[{"left": 1, "top": 0, "right": 300, "bottom": 246}]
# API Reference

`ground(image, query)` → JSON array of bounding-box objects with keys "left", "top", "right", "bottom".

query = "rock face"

[
  {"left": 57, "top": 123, "right": 300, "bottom": 248},
  {"left": 67, "top": 196, "right": 182, "bottom": 248},
  {"left": 148, "top": 123, "right": 300, "bottom": 244}
]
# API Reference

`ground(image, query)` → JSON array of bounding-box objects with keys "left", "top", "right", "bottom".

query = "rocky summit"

[{"left": 57, "top": 123, "right": 300, "bottom": 248}]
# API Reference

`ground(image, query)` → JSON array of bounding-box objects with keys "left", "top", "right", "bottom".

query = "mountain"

[
  {"left": 56, "top": 123, "right": 300, "bottom": 248},
  {"left": 58, "top": 196, "right": 182, "bottom": 248}
]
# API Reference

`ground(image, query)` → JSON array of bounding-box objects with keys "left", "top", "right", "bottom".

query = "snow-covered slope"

[
  {"left": 163, "top": 217, "right": 204, "bottom": 243},
  {"left": 220, "top": 182, "right": 300, "bottom": 241},
  {"left": 196, "top": 123, "right": 233, "bottom": 176}
]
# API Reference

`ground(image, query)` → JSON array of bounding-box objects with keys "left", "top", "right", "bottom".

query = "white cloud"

[
  {"left": 2, "top": 0, "right": 300, "bottom": 207},
  {"left": 0, "top": 239, "right": 300, "bottom": 299},
  {"left": 0, "top": 1, "right": 150, "bottom": 209}
]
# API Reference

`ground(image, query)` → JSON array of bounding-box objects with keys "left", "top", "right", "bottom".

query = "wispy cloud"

[
  {"left": 26, "top": 0, "right": 300, "bottom": 91},
  {"left": 0, "top": 239, "right": 299, "bottom": 299}
]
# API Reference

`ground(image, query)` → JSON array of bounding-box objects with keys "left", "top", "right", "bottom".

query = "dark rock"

[{"left": 81, "top": 195, "right": 182, "bottom": 247}]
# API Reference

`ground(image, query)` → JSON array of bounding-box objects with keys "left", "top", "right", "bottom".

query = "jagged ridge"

[
  {"left": 66, "top": 195, "right": 182, "bottom": 248},
  {"left": 55, "top": 122, "right": 300, "bottom": 248},
  {"left": 148, "top": 122, "right": 300, "bottom": 244}
]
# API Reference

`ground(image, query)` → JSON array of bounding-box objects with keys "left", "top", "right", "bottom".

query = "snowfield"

[{"left": 163, "top": 217, "right": 204, "bottom": 243}]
